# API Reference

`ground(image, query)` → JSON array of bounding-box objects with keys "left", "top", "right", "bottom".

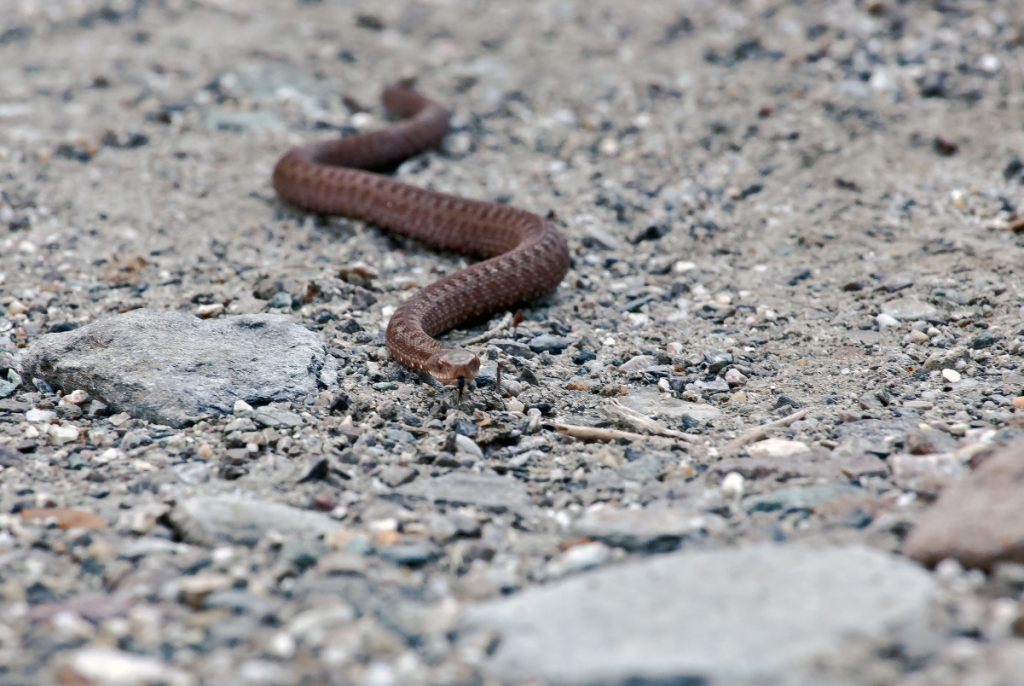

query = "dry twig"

[
  {"left": 719, "top": 408, "right": 809, "bottom": 453},
  {"left": 599, "top": 399, "right": 697, "bottom": 442}
]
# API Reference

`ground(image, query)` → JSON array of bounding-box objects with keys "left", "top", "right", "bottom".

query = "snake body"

[{"left": 272, "top": 85, "right": 570, "bottom": 388}]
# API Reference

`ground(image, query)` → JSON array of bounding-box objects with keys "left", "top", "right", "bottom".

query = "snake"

[{"left": 272, "top": 84, "right": 571, "bottom": 394}]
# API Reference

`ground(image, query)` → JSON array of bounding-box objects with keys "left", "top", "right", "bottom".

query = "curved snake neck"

[{"left": 272, "top": 84, "right": 571, "bottom": 385}]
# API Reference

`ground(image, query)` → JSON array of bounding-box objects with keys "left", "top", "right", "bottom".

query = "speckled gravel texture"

[{"left": 4, "top": 0, "right": 1024, "bottom": 684}]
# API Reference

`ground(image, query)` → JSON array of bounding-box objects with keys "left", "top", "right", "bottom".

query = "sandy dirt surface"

[{"left": 3, "top": 0, "right": 1024, "bottom": 684}]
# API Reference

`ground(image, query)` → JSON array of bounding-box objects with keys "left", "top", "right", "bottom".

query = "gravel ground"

[{"left": 3, "top": 0, "right": 1024, "bottom": 684}]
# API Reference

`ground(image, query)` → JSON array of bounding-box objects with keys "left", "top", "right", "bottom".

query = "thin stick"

[
  {"left": 462, "top": 312, "right": 513, "bottom": 346},
  {"left": 719, "top": 408, "right": 809, "bottom": 453},
  {"left": 550, "top": 422, "right": 673, "bottom": 443},
  {"left": 599, "top": 399, "right": 697, "bottom": 443}
]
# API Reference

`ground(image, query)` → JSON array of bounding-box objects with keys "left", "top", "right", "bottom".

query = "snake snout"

[{"left": 430, "top": 348, "right": 480, "bottom": 384}]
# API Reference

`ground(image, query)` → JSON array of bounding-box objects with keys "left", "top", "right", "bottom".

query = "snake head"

[{"left": 429, "top": 348, "right": 481, "bottom": 385}]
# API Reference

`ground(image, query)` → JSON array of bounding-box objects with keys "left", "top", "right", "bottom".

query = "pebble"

[
  {"left": 573, "top": 507, "right": 724, "bottom": 551},
  {"left": 742, "top": 485, "right": 861, "bottom": 513},
  {"left": 721, "top": 472, "right": 745, "bottom": 498},
  {"left": 881, "top": 297, "right": 939, "bottom": 321},
  {"left": 56, "top": 647, "right": 194, "bottom": 686},
  {"left": 909, "top": 330, "right": 929, "bottom": 343},
  {"left": 528, "top": 334, "right": 574, "bottom": 354},
  {"left": 454, "top": 434, "right": 483, "bottom": 459},
  {"left": 21, "top": 507, "right": 106, "bottom": 530},
  {"left": 724, "top": 368, "right": 747, "bottom": 387},
  {"left": 617, "top": 355, "right": 652, "bottom": 374},
  {"left": 168, "top": 496, "right": 341, "bottom": 547},
  {"left": 942, "top": 369, "right": 962, "bottom": 383},
  {"left": 747, "top": 438, "right": 809, "bottom": 458},
  {"left": 506, "top": 398, "right": 525, "bottom": 413},
  {"left": 875, "top": 313, "right": 900, "bottom": 329},
  {"left": 394, "top": 472, "right": 536, "bottom": 518},
  {"left": 544, "top": 542, "right": 611, "bottom": 579}
]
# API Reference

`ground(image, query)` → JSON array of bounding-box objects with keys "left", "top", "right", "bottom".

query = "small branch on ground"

[{"left": 719, "top": 409, "right": 809, "bottom": 453}]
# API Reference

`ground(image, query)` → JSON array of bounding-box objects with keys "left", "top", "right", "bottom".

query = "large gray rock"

[
  {"left": 392, "top": 472, "right": 536, "bottom": 518},
  {"left": 20, "top": 309, "right": 336, "bottom": 427},
  {"left": 461, "top": 544, "right": 936, "bottom": 686},
  {"left": 169, "top": 496, "right": 341, "bottom": 547}
]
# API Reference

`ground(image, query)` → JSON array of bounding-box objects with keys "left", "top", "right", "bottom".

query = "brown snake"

[{"left": 272, "top": 84, "right": 571, "bottom": 392}]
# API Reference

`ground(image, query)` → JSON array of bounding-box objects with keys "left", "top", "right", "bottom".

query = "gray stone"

[
  {"left": 742, "top": 484, "right": 862, "bottom": 513},
  {"left": 880, "top": 297, "right": 939, "bottom": 322},
  {"left": 833, "top": 418, "right": 916, "bottom": 446},
  {"left": 461, "top": 544, "right": 935, "bottom": 685},
  {"left": 168, "top": 496, "right": 341, "bottom": 547},
  {"left": 393, "top": 472, "right": 535, "bottom": 518},
  {"left": 616, "top": 453, "right": 663, "bottom": 482},
  {"left": 490, "top": 339, "right": 535, "bottom": 359},
  {"left": 253, "top": 407, "right": 304, "bottom": 429},
  {"left": 379, "top": 465, "right": 417, "bottom": 488},
  {"left": 905, "top": 427, "right": 957, "bottom": 455},
  {"left": 20, "top": 310, "right": 336, "bottom": 428},
  {"left": 377, "top": 542, "right": 440, "bottom": 566},
  {"left": 528, "top": 334, "right": 574, "bottom": 354},
  {"left": 572, "top": 506, "right": 724, "bottom": 552}
]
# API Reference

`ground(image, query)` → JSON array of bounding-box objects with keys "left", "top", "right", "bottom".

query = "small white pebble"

[
  {"left": 724, "top": 368, "right": 747, "bottom": 387},
  {"left": 672, "top": 261, "right": 696, "bottom": 273},
  {"left": 381, "top": 305, "right": 396, "bottom": 318},
  {"left": 908, "top": 330, "right": 929, "bottom": 344},
  {"left": 942, "top": 368, "right": 961, "bottom": 383},
  {"left": 876, "top": 313, "right": 900, "bottom": 329},
  {"left": 721, "top": 472, "right": 744, "bottom": 498},
  {"left": 233, "top": 399, "right": 254, "bottom": 417},
  {"left": 666, "top": 341, "right": 683, "bottom": 354},
  {"left": 350, "top": 112, "right": 375, "bottom": 129},
  {"left": 63, "top": 389, "right": 89, "bottom": 405},
  {"left": 657, "top": 378, "right": 671, "bottom": 392},
  {"left": 598, "top": 137, "right": 619, "bottom": 156},
  {"left": 506, "top": 398, "right": 525, "bottom": 414},
  {"left": 7, "top": 300, "right": 28, "bottom": 316},
  {"left": 196, "top": 303, "right": 224, "bottom": 318}
]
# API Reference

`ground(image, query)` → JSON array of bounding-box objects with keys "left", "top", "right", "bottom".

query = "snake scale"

[{"left": 272, "top": 84, "right": 571, "bottom": 392}]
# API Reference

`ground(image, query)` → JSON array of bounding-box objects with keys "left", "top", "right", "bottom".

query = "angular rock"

[
  {"left": 461, "top": 545, "right": 935, "bottom": 685},
  {"left": 881, "top": 297, "right": 938, "bottom": 321},
  {"left": 572, "top": 506, "right": 724, "bottom": 552},
  {"left": 742, "top": 484, "right": 862, "bottom": 513},
  {"left": 747, "top": 438, "right": 809, "bottom": 458},
  {"left": 905, "top": 427, "right": 957, "bottom": 455},
  {"left": 489, "top": 339, "right": 535, "bottom": 359},
  {"left": 20, "top": 310, "right": 337, "bottom": 428},
  {"left": 889, "top": 453, "right": 967, "bottom": 496},
  {"left": 168, "top": 496, "right": 341, "bottom": 547},
  {"left": 528, "top": 334, "right": 574, "bottom": 354},
  {"left": 904, "top": 440, "right": 1024, "bottom": 569},
  {"left": 392, "top": 472, "right": 535, "bottom": 518}
]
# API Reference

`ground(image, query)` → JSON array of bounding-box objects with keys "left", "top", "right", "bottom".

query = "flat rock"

[
  {"left": 20, "top": 309, "right": 337, "bottom": 428},
  {"left": 743, "top": 484, "right": 862, "bottom": 513},
  {"left": 903, "top": 440, "right": 1024, "bottom": 569},
  {"left": 889, "top": 453, "right": 967, "bottom": 496},
  {"left": 834, "top": 418, "right": 916, "bottom": 447},
  {"left": 572, "top": 506, "right": 724, "bottom": 552},
  {"left": 168, "top": 496, "right": 341, "bottom": 547},
  {"left": 881, "top": 296, "right": 939, "bottom": 321},
  {"left": 392, "top": 472, "right": 535, "bottom": 518},
  {"left": 619, "top": 386, "right": 721, "bottom": 423},
  {"left": 461, "top": 544, "right": 936, "bottom": 685}
]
